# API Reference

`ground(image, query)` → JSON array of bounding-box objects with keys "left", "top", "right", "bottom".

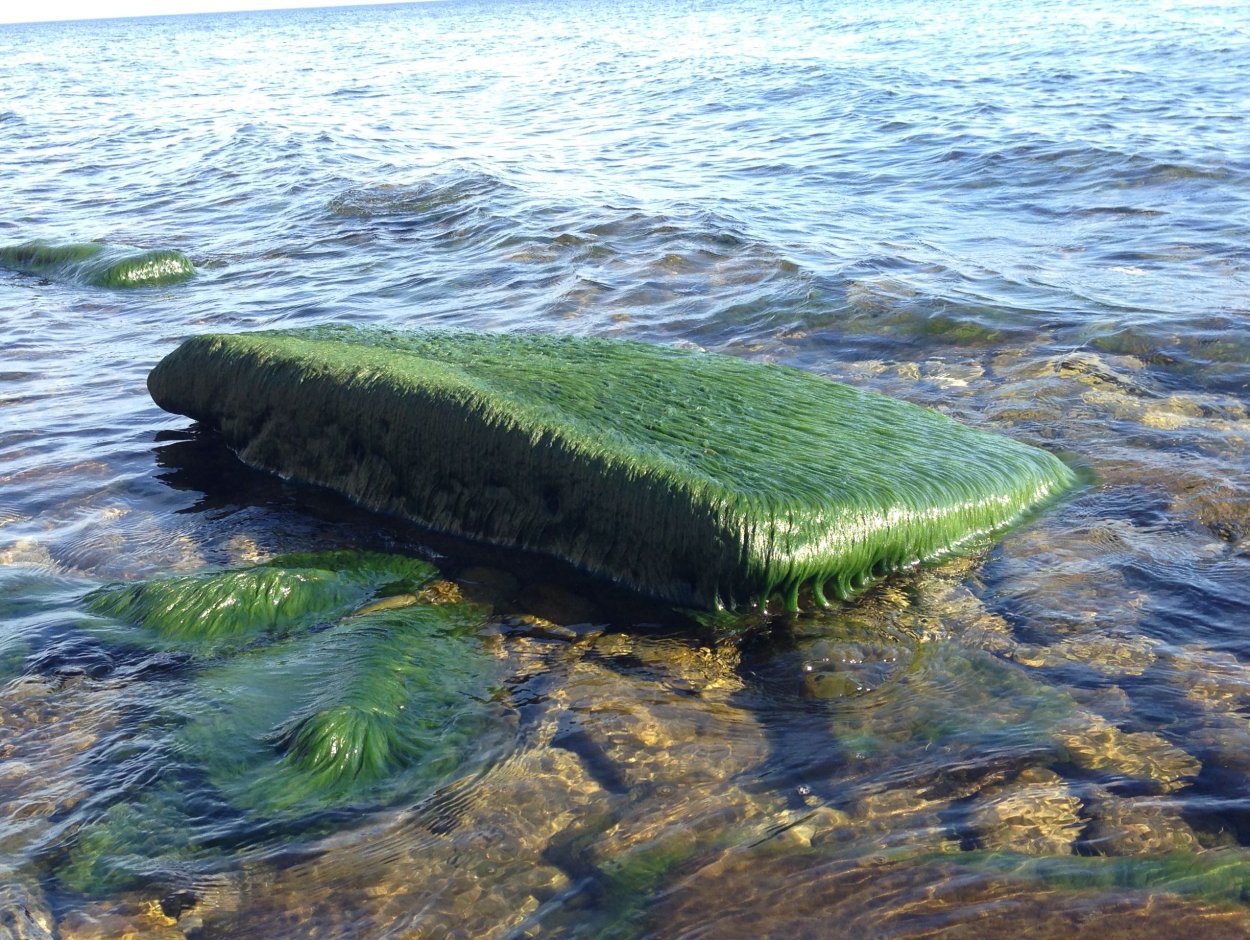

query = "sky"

[{"left": 0, "top": 0, "right": 417, "bottom": 26}]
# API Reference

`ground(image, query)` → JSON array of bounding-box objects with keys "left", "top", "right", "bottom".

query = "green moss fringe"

[
  {"left": 0, "top": 239, "right": 194, "bottom": 288},
  {"left": 149, "top": 327, "right": 1077, "bottom": 610}
]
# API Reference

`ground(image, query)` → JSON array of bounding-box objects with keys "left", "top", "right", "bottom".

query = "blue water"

[{"left": 2, "top": 0, "right": 1250, "bottom": 935}]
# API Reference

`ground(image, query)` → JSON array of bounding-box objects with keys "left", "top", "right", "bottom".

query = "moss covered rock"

[
  {"left": 149, "top": 327, "right": 1077, "bottom": 610},
  {"left": 0, "top": 240, "right": 194, "bottom": 288}
]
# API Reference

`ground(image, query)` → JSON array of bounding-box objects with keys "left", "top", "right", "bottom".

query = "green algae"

[
  {"left": 56, "top": 551, "right": 509, "bottom": 896},
  {"left": 589, "top": 838, "right": 703, "bottom": 940},
  {"left": 59, "top": 792, "right": 205, "bottom": 896},
  {"left": 928, "top": 849, "right": 1250, "bottom": 906},
  {"left": 180, "top": 601, "right": 506, "bottom": 814},
  {"left": 83, "top": 550, "right": 436, "bottom": 655},
  {"left": 148, "top": 327, "right": 1077, "bottom": 610},
  {"left": 0, "top": 239, "right": 194, "bottom": 288}
]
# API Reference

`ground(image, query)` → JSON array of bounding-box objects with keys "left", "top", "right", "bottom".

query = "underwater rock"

[
  {"left": 198, "top": 747, "right": 593, "bottom": 939},
  {"left": 0, "top": 540, "right": 58, "bottom": 573},
  {"left": 991, "top": 517, "right": 1148, "bottom": 639},
  {"left": 533, "top": 637, "right": 765, "bottom": 791},
  {"left": 1166, "top": 645, "right": 1250, "bottom": 713},
  {"left": 1081, "top": 788, "right": 1201, "bottom": 856},
  {"left": 0, "top": 675, "right": 117, "bottom": 832},
  {"left": 830, "top": 785, "right": 962, "bottom": 855},
  {"left": 646, "top": 845, "right": 1250, "bottom": 940},
  {"left": 414, "top": 578, "right": 464, "bottom": 606},
  {"left": 967, "top": 767, "right": 1082, "bottom": 856},
  {"left": 800, "top": 620, "right": 917, "bottom": 701},
  {"left": 148, "top": 327, "right": 1077, "bottom": 610},
  {"left": 1012, "top": 631, "right": 1158, "bottom": 677},
  {"left": 57, "top": 899, "right": 184, "bottom": 940},
  {"left": 0, "top": 876, "right": 54, "bottom": 940},
  {"left": 0, "top": 240, "right": 194, "bottom": 289},
  {"left": 1056, "top": 714, "right": 1200, "bottom": 792}
]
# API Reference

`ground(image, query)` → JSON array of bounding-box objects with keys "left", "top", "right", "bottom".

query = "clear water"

[{"left": 2, "top": 0, "right": 1250, "bottom": 935}]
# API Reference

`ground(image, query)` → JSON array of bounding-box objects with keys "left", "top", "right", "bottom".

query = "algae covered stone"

[
  {"left": 0, "top": 239, "right": 194, "bottom": 288},
  {"left": 149, "top": 327, "right": 1077, "bottom": 610}
]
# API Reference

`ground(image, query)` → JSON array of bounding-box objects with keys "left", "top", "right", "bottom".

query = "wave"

[
  {"left": 321, "top": 168, "right": 1095, "bottom": 356},
  {"left": 328, "top": 168, "right": 517, "bottom": 221}
]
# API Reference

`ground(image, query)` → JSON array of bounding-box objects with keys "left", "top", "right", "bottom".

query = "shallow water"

[{"left": 2, "top": 0, "right": 1250, "bottom": 936}]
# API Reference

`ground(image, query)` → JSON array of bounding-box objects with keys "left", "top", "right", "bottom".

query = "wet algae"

[
  {"left": 0, "top": 239, "right": 194, "bottom": 288},
  {"left": 58, "top": 551, "right": 508, "bottom": 895},
  {"left": 84, "top": 549, "right": 437, "bottom": 655},
  {"left": 148, "top": 327, "right": 1077, "bottom": 610}
]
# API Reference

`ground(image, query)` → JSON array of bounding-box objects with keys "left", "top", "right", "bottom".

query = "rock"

[
  {"left": 199, "top": 747, "right": 594, "bottom": 939},
  {"left": 830, "top": 785, "right": 962, "bottom": 855},
  {"left": 1082, "top": 788, "right": 1202, "bottom": 856},
  {"left": 0, "top": 877, "right": 54, "bottom": 940},
  {"left": 1012, "top": 632, "right": 1158, "bottom": 677},
  {"left": 57, "top": 900, "right": 183, "bottom": 940},
  {"left": 645, "top": 845, "right": 1250, "bottom": 939},
  {"left": 414, "top": 578, "right": 464, "bottom": 606},
  {"left": 0, "top": 240, "right": 194, "bottom": 289},
  {"left": 1165, "top": 645, "right": 1250, "bottom": 713},
  {"left": 1056, "top": 714, "right": 1200, "bottom": 792},
  {"left": 0, "top": 675, "right": 118, "bottom": 837},
  {"left": 968, "top": 767, "right": 1082, "bottom": 855},
  {"left": 147, "top": 327, "right": 1075, "bottom": 610}
]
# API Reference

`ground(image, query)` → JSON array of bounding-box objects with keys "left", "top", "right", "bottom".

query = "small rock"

[
  {"left": 968, "top": 767, "right": 1082, "bottom": 855},
  {"left": 1057, "top": 714, "right": 1200, "bottom": 792},
  {"left": 0, "top": 877, "right": 54, "bottom": 940},
  {"left": 1081, "top": 788, "right": 1201, "bottom": 856}
]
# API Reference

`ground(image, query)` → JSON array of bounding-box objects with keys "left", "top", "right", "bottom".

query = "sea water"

[{"left": 2, "top": 0, "right": 1250, "bottom": 935}]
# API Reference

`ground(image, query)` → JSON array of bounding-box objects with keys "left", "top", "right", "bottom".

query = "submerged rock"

[
  {"left": 645, "top": 844, "right": 1250, "bottom": 940},
  {"left": 968, "top": 767, "right": 1083, "bottom": 856},
  {"left": 0, "top": 240, "right": 194, "bottom": 289},
  {"left": 148, "top": 327, "right": 1076, "bottom": 610},
  {"left": 0, "top": 876, "right": 55, "bottom": 940},
  {"left": 1081, "top": 788, "right": 1202, "bottom": 856},
  {"left": 57, "top": 899, "right": 184, "bottom": 940},
  {"left": 1056, "top": 714, "right": 1200, "bottom": 792}
]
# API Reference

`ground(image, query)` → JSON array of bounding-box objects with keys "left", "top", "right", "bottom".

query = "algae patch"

[
  {"left": 84, "top": 549, "right": 437, "bottom": 656},
  {"left": 0, "top": 239, "right": 194, "bottom": 288},
  {"left": 148, "top": 327, "right": 1077, "bottom": 610},
  {"left": 58, "top": 551, "right": 509, "bottom": 895}
]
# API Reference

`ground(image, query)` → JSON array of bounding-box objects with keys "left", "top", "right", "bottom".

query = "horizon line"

[{"left": 0, "top": 0, "right": 441, "bottom": 27}]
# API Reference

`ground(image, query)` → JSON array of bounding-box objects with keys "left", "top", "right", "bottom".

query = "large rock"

[{"left": 149, "top": 327, "right": 1076, "bottom": 610}]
